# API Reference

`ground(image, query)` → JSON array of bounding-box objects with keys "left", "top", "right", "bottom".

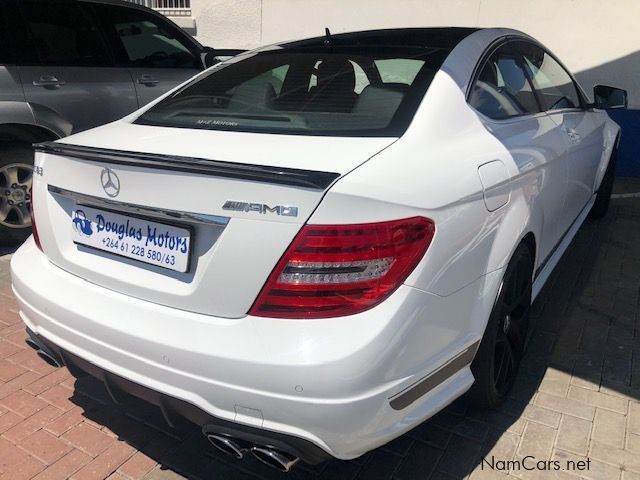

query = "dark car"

[{"left": 0, "top": 0, "right": 240, "bottom": 243}]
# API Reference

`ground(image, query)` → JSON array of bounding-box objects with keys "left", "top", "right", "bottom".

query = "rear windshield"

[{"left": 135, "top": 46, "right": 452, "bottom": 137}]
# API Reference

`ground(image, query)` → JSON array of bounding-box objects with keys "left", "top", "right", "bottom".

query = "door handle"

[
  {"left": 32, "top": 75, "right": 66, "bottom": 87},
  {"left": 137, "top": 75, "right": 159, "bottom": 86}
]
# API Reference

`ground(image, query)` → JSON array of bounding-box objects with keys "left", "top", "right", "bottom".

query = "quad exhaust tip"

[
  {"left": 205, "top": 433, "right": 300, "bottom": 472},
  {"left": 25, "top": 336, "right": 63, "bottom": 368},
  {"left": 251, "top": 446, "right": 300, "bottom": 472},
  {"left": 207, "top": 434, "right": 247, "bottom": 459},
  {"left": 36, "top": 349, "right": 62, "bottom": 368}
]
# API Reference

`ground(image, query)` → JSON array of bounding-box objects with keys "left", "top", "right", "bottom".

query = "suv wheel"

[{"left": 0, "top": 144, "right": 34, "bottom": 245}]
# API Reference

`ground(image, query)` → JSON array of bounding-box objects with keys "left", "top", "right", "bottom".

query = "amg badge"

[{"left": 222, "top": 201, "right": 299, "bottom": 217}]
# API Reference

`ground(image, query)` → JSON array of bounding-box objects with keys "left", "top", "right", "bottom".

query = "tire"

[
  {"left": 588, "top": 147, "right": 617, "bottom": 220},
  {"left": 0, "top": 143, "right": 35, "bottom": 246},
  {"left": 468, "top": 244, "right": 533, "bottom": 409}
]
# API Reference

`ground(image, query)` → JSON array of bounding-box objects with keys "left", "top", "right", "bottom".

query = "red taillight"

[
  {"left": 30, "top": 187, "right": 42, "bottom": 251},
  {"left": 249, "top": 217, "right": 435, "bottom": 319}
]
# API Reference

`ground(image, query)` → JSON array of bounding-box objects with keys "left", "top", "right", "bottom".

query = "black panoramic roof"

[{"left": 275, "top": 27, "right": 479, "bottom": 50}]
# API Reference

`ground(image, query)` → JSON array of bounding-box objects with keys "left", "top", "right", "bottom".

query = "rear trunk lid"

[{"left": 34, "top": 122, "right": 395, "bottom": 318}]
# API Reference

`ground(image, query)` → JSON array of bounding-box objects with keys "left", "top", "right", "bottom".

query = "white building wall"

[
  {"left": 190, "top": 0, "right": 262, "bottom": 50},
  {"left": 183, "top": 0, "right": 640, "bottom": 108}
]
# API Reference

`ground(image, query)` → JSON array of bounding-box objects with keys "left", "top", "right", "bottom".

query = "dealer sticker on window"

[{"left": 71, "top": 206, "right": 191, "bottom": 272}]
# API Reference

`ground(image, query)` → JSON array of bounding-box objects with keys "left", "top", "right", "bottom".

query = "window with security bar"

[{"left": 125, "top": 0, "right": 191, "bottom": 16}]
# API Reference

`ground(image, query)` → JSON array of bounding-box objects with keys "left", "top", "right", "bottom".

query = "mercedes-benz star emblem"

[{"left": 101, "top": 168, "right": 120, "bottom": 197}]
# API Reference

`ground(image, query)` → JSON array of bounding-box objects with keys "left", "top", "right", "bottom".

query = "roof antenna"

[{"left": 324, "top": 27, "right": 332, "bottom": 45}]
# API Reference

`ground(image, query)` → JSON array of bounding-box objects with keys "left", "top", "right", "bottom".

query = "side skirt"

[{"left": 531, "top": 195, "right": 596, "bottom": 301}]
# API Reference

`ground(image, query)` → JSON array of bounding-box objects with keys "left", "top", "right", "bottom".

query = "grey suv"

[{"left": 0, "top": 0, "right": 239, "bottom": 243}]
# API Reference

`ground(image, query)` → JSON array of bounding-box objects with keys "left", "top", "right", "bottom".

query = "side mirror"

[
  {"left": 594, "top": 85, "right": 628, "bottom": 109},
  {"left": 201, "top": 47, "right": 247, "bottom": 69},
  {"left": 202, "top": 50, "right": 221, "bottom": 69}
]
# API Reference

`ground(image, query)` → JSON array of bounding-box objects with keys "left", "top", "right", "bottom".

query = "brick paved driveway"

[{"left": 0, "top": 178, "right": 639, "bottom": 480}]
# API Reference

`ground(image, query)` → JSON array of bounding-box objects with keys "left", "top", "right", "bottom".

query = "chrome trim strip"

[
  {"left": 48, "top": 185, "right": 230, "bottom": 227},
  {"left": 389, "top": 341, "right": 480, "bottom": 411},
  {"left": 35, "top": 142, "right": 341, "bottom": 190}
]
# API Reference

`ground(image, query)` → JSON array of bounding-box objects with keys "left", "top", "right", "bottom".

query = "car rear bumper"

[
  {"left": 24, "top": 327, "right": 331, "bottom": 463},
  {"left": 11, "top": 238, "right": 492, "bottom": 460}
]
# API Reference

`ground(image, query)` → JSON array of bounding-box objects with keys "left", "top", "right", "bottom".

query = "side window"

[
  {"left": 516, "top": 42, "right": 580, "bottom": 111},
  {"left": 308, "top": 61, "right": 320, "bottom": 90},
  {"left": 374, "top": 58, "right": 424, "bottom": 85},
  {"left": 351, "top": 61, "right": 370, "bottom": 94},
  {"left": 91, "top": 4, "right": 199, "bottom": 69},
  {"left": 232, "top": 64, "right": 290, "bottom": 96},
  {"left": 19, "top": 1, "right": 110, "bottom": 66},
  {"left": 469, "top": 44, "right": 540, "bottom": 119},
  {"left": 308, "top": 59, "right": 360, "bottom": 92},
  {"left": 265, "top": 65, "right": 289, "bottom": 95}
]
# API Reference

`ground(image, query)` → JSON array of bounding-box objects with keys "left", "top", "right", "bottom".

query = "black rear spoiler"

[{"left": 34, "top": 142, "right": 340, "bottom": 191}]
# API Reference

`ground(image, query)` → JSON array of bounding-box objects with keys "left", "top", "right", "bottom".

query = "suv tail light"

[
  {"left": 250, "top": 217, "right": 435, "bottom": 319},
  {"left": 30, "top": 187, "right": 42, "bottom": 252}
]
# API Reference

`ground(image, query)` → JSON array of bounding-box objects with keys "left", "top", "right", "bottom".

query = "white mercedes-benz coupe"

[{"left": 11, "top": 27, "right": 626, "bottom": 471}]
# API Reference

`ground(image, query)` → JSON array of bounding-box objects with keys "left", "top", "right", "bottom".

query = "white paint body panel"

[{"left": 11, "top": 28, "right": 620, "bottom": 460}]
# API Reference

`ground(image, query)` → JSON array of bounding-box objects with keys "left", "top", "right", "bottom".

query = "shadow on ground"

[{"left": 66, "top": 178, "right": 640, "bottom": 480}]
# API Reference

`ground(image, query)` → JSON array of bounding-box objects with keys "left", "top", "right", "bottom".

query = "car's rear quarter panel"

[{"left": 308, "top": 40, "right": 579, "bottom": 409}]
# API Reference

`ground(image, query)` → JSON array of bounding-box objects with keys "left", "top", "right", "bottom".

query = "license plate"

[{"left": 71, "top": 206, "right": 191, "bottom": 272}]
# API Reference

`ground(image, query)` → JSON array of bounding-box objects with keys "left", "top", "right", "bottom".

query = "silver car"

[{"left": 0, "top": 0, "right": 238, "bottom": 243}]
